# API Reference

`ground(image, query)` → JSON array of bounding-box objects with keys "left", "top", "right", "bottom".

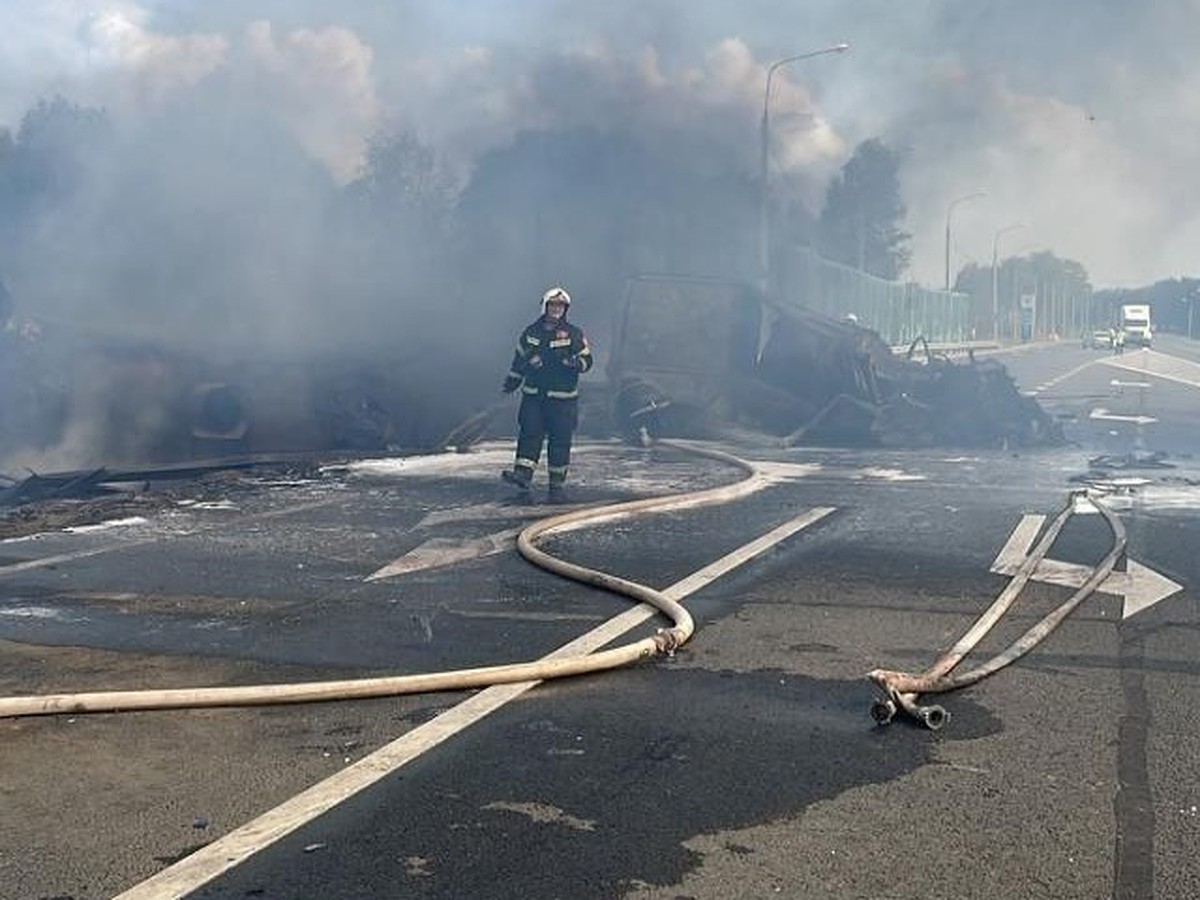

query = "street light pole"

[
  {"left": 759, "top": 42, "right": 849, "bottom": 294},
  {"left": 944, "top": 191, "right": 986, "bottom": 291},
  {"left": 991, "top": 223, "right": 1025, "bottom": 341}
]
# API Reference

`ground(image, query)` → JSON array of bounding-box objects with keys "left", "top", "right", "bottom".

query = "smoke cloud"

[
  {"left": 0, "top": 0, "right": 1194, "bottom": 467},
  {"left": 3, "top": 2, "right": 1190, "bottom": 285}
]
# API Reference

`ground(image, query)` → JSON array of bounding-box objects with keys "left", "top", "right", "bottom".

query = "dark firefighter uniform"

[{"left": 501, "top": 287, "right": 593, "bottom": 496}]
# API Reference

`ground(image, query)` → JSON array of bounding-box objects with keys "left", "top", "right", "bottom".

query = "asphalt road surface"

[{"left": 2, "top": 336, "right": 1200, "bottom": 900}]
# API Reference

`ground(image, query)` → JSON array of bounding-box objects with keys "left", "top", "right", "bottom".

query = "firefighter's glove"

[
  {"left": 527, "top": 354, "right": 543, "bottom": 369},
  {"left": 501, "top": 375, "right": 522, "bottom": 394},
  {"left": 564, "top": 355, "right": 583, "bottom": 371}
]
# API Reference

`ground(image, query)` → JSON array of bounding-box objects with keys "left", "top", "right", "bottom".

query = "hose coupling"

[
  {"left": 915, "top": 704, "right": 949, "bottom": 730},
  {"left": 653, "top": 627, "right": 686, "bottom": 656},
  {"left": 868, "top": 679, "right": 949, "bottom": 730},
  {"left": 870, "top": 697, "right": 897, "bottom": 726}
]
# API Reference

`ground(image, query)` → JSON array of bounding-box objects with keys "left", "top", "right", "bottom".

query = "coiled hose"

[
  {"left": 0, "top": 440, "right": 760, "bottom": 718},
  {"left": 868, "top": 490, "right": 1127, "bottom": 729}
]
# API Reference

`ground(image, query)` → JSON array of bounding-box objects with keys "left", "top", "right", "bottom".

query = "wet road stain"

[{"left": 201, "top": 667, "right": 1000, "bottom": 899}]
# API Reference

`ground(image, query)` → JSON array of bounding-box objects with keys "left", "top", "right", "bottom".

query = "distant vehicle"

[
  {"left": 1119, "top": 303, "right": 1153, "bottom": 347},
  {"left": 1082, "top": 328, "right": 1114, "bottom": 350}
]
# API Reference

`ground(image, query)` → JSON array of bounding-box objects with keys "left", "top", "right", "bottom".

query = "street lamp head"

[
  {"left": 992, "top": 222, "right": 1027, "bottom": 249},
  {"left": 949, "top": 190, "right": 987, "bottom": 210},
  {"left": 944, "top": 191, "right": 987, "bottom": 290},
  {"left": 759, "top": 42, "right": 851, "bottom": 291},
  {"left": 768, "top": 43, "right": 852, "bottom": 77}
]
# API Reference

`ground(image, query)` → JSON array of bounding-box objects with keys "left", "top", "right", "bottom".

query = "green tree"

[
  {"left": 346, "top": 130, "right": 456, "bottom": 239},
  {"left": 956, "top": 251, "right": 1092, "bottom": 340},
  {"left": 817, "top": 138, "right": 911, "bottom": 279},
  {"left": 1, "top": 97, "right": 111, "bottom": 214}
]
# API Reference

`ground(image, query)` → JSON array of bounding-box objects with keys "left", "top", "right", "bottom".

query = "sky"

[{"left": 1, "top": 0, "right": 1196, "bottom": 290}]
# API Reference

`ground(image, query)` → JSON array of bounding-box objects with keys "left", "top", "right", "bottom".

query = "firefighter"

[{"left": 500, "top": 286, "right": 593, "bottom": 500}]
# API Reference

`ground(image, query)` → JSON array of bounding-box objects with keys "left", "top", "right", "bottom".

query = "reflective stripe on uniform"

[
  {"left": 548, "top": 338, "right": 571, "bottom": 348},
  {"left": 515, "top": 458, "right": 538, "bottom": 470},
  {"left": 521, "top": 384, "right": 540, "bottom": 395},
  {"left": 545, "top": 389, "right": 578, "bottom": 399}
]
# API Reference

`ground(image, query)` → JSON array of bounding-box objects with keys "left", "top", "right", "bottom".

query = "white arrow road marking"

[
  {"left": 369, "top": 503, "right": 600, "bottom": 581},
  {"left": 992, "top": 513, "right": 1183, "bottom": 619},
  {"left": 115, "top": 506, "right": 835, "bottom": 900},
  {"left": 367, "top": 456, "right": 903, "bottom": 583},
  {"left": 991, "top": 513, "right": 1046, "bottom": 573},
  {"left": 366, "top": 527, "right": 524, "bottom": 581},
  {"left": 1089, "top": 407, "right": 1158, "bottom": 425},
  {"left": 417, "top": 501, "right": 556, "bottom": 528},
  {"left": 1116, "top": 560, "right": 1185, "bottom": 619},
  {"left": 1101, "top": 349, "right": 1200, "bottom": 390}
]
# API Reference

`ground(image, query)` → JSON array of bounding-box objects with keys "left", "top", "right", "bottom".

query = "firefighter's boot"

[
  {"left": 547, "top": 470, "right": 569, "bottom": 504},
  {"left": 501, "top": 464, "right": 533, "bottom": 492}
]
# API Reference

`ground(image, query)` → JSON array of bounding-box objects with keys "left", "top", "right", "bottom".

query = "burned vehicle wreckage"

[
  {"left": 0, "top": 272, "right": 1059, "bottom": 519},
  {"left": 605, "top": 275, "right": 1061, "bottom": 450}
]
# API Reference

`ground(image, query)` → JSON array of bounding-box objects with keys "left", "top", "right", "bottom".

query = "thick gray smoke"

[
  {"left": 0, "top": 1, "right": 1194, "bottom": 468},
  {"left": 3, "top": 2, "right": 1196, "bottom": 287}
]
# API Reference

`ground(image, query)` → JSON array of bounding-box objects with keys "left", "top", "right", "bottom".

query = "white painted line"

[
  {"left": 1030, "top": 357, "right": 1103, "bottom": 394},
  {"left": 63, "top": 516, "right": 149, "bottom": 534},
  {"left": 0, "top": 499, "right": 340, "bottom": 577},
  {"left": 0, "top": 543, "right": 159, "bottom": 575},
  {"left": 1101, "top": 350, "right": 1200, "bottom": 390},
  {"left": 114, "top": 506, "right": 835, "bottom": 900},
  {"left": 991, "top": 513, "right": 1044, "bottom": 574}
]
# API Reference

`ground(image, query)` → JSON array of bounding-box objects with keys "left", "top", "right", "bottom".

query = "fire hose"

[
  {"left": 0, "top": 440, "right": 761, "bottom": 719},
  {"left": 867, "top": 489, "right": 1126, "bottom": 730}
]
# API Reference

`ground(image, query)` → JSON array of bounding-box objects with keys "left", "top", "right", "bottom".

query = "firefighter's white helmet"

[{"left": 541, "top": 286, "right": 571, "bottom": 311}]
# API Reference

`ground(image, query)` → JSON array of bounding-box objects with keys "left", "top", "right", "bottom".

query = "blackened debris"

[{"left": 608, "top": 276, "right": 1062, "bottom": 450}]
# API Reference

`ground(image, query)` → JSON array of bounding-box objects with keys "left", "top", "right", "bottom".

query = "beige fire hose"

[
  {"left": 0, "top": 440, "right": 760, "bottom": 719},
  {"left": 868, "top": 489, "right": 1126, "bottom": 729}
]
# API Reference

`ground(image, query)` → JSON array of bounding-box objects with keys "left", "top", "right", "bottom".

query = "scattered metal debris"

[
  {"left": 1086, "top": 451, "right": 1176, "bottom": 470},
  {"left": 0, "top": 457, "right": 321, "bottom": 539},
  {"left": 0, "top": 468, "right": 111, "bottom": 507}
]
